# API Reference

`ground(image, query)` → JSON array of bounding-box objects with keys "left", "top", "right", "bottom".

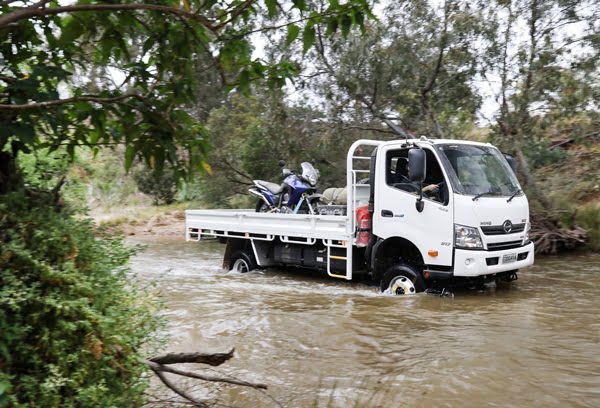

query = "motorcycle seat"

[{"left": 255, "top": 180, "right": 284, "bottom": 194}]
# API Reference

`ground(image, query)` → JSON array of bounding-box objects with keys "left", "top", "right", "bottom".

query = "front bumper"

[{"left": 453, "top": 242, "right": 535, "bottom": 277}]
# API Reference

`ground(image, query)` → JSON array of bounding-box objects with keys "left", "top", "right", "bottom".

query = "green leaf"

[
  {"left": 286, "top": 24, "right": 300, "bottom": 45},
  {"left": 302, "top": 26, "right": 315, "bottom": 54},
  {"left": 60, "top": 17, "right": 83, "bottom": 45},
  {"left": 14, "top": 124, "right": 36, "bottom": 145},
  {"left": 292, "top": 0, "right": 307, "bottom": 11},
  {"left": 265, "top": 0, "right": 278, "bottom": 18},
  {"left": 325, "top": 18, "right": 338, "bottom": 36},
  {"left": 125, "top": 145, "right": 135, "bottom": 172},
  {"left": 341, "top": 14, "right": 352, "bottom": 37}
]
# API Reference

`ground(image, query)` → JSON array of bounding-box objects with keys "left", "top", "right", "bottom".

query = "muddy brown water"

[{"left": 130, "top": 238, "right": 600, "bottom": 408}]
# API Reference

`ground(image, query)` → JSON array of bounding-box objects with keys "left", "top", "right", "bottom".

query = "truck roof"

[{"left": 384, "top": 137, "right": 493, "bottom": 148}]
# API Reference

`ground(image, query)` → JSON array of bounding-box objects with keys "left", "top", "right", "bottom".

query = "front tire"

[
  {"left": 380, "top": 264, "right": 425, "bottom": 295},
  {"left": 230, "top": 250, "right": 258, "bottom": 273}
]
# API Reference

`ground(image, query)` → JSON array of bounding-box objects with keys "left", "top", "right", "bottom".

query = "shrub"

[
  {"left": 0, "top": 192, "right": 162, "bottom": 407},
  {"left": 576, "top": 205, "right": 600, "bottom": 253},
  {"left": 134, "top": 168, "right": 178, "bottom": 205}
]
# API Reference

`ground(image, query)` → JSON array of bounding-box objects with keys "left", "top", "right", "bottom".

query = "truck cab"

[{"left": 368, "top": 138, "right": 534, "bottom": 293}]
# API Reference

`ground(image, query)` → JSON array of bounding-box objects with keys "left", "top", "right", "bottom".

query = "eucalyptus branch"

[
  {"left": 0, "top": 93, "right": 141, "bottom": 110},
  {"left": 213, "top": 0, "right": 258, "bottom": 31},
  {"left": 224, "top": 10, "right": 339, "bottom": 41},
  {"left": 0, "top": 4, "right": 215, "bottom": 30}
]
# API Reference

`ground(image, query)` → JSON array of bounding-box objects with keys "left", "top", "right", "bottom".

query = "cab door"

[{"left": 372, "top": 144, "right": 454, "bottom": 267}]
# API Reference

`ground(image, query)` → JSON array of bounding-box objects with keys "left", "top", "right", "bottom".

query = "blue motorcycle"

[{"left": 249, "top": 161, "right": 321, "bottom": 214}]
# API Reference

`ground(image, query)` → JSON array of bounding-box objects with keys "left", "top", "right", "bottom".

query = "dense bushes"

[
  {"left": 134, "top": 168, "right": 178, "bottom": 206},
  {"left": 0, "top": 192, "right": 162, "bottom": 407}
]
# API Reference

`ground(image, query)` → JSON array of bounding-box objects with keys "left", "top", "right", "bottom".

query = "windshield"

[
  {"left": 300, "top": 162, "right": 319, "bottom": 186},
  {"left": 434, "top": 144, "right": 521, "bottom": 197}
]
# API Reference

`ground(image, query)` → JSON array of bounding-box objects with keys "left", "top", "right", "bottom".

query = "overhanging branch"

[
  {"left": 0, "top": 93, "right": 141, "bottom": 110},
  {"left": 0, "top": 3, "right": 215, "bottom": 30}
]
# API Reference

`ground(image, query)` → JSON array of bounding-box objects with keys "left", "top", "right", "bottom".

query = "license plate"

[{"left": 502, "top": 253, "right": 517, "bottom": 264}]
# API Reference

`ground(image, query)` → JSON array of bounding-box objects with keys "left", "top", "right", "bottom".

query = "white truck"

[{"left": 186, "top": 138, "right": 534, "bottom": 295}]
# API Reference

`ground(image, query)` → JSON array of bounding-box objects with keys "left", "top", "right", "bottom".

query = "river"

[{"left": 130, "top": 238, "right": 600, "bottom": 408}]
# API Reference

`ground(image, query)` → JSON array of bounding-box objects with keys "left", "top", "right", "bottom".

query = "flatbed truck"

[{"left": 186, "top": 138, "right": 535, "bottom": 294}]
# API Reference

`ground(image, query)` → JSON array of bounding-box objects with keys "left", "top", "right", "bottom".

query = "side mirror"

[
  {"left": 504, "top": 154, "right": 517, "bottom": 174},
  {"left": 408, "top": 149, "right": 426, "bottom": 183},
  {"left": 278, "top": 160, "right": 286, "bottom": 168}
]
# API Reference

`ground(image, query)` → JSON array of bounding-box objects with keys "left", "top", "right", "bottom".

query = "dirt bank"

[{"left": 93, "top": 208, "right": 186, "bottom": 242}]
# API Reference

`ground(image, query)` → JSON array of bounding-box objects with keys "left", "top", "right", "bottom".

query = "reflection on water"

[{"left": 131, "top": 239, "right": 600, "bottom": 408}]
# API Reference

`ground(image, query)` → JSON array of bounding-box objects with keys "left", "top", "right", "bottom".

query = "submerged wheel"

[
  {"left": 380, "top": 264, "right": 425, "bottom": 295},
  {"left": 230, "top": 250, "right": 258, "bottom": 273},
  {"left": 255, "top": 199, "right": 270, "bottom": 213}
]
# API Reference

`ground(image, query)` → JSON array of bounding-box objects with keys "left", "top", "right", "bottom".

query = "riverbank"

[{"left": 92, "top": 205, "right": 186, "bottom": 241}]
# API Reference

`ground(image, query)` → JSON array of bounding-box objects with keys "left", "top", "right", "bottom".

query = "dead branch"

[
  {"left": 146, "top": 360, "right": 268, "bottom": 390},
  {"left": 149, "top": 348, "right": 234, "bottom": 366},
  {"left": 149, "top": 366, "right": 209, "bottom": 408},
  {"left": 530, "top": 212, "right": 588, "bottom": 254}
]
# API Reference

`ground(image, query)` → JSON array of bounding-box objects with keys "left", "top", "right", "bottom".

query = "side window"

[
  {"left": 386, "top": 148, "right": 449, "bottom": 205},
  {"left": 385, "top": 149, "right": 416, "bottom": 193},
  {"left": 423, "top": 149, "right": 448, "bottom": 205}
]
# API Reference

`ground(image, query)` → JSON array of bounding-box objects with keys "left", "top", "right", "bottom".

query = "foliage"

[
  {"left": 192, "top": 92, "right": 367, "bottom": 208},
  {"left": 288, "top": 0, "right": 486, "bottom": 139},
  {"left": 576, "top": 205, "right": 600, "bottom": 253},
  {"left": 0, "top": 192, "right": 163, "bottom": 407},
  {"left": 134, "top": 166, "right": 178, "bottom": 205},
  {"left": 0, "top": 0, "right": 373, "bottom": 186},
  {"left": 522, "top": 139, "right": 566, "bottom": 168}
]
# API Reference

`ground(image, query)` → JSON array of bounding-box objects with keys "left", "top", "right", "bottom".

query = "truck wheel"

[
  {"left": 230, "top": 250, "right": 257, "bottom": 273},
  {"left": 255, "top": 199, "right": 270, "bottom": 213},
  {"left": 380, "top": 264, "right": 425, "bottom": 295}
]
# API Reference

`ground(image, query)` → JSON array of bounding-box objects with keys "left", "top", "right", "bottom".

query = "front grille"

[
  {"left": 481, "top": 223, "right": 525, "bottom": 235},
  {"left": 487, "top": 240, "right": 523, "bottom": 251}
]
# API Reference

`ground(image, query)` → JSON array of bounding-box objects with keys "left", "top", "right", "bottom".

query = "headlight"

[
  {"left": 454, "top": 224, "right": 483, "bottom": 249},
  {"left": 524, "top": 222, "right": 531, "bottom": 244},
  {"left": 308, "top": 174, "right": 317, "bottom": 186}
]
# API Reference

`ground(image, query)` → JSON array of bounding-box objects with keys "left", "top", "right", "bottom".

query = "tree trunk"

[{"left": 0, "top": 148, "right": 21, "bottom": 195}]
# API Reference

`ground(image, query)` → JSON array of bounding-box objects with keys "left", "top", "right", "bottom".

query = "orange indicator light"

[{"left": 428, "top": 250, "right": 439, "bottom": 257}]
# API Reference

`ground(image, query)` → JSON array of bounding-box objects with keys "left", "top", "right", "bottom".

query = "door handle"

[{"left": 381, "top": 209, "right": 394, "bottom": 217}]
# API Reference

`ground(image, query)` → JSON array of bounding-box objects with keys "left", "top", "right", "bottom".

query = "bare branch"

[
  {"left": 150, "top": 366, "right": 209, "bottom": 408},
  {"left": 222, "top": 159, "right": 254, "bottom": 183},
  {"left": 342, "top": 125, "right": 397, "bottom": 135},
  {"left": 146, "top": 360, "right": 268, "bottom": 390},
  {"left": 0, "top": 4, "right": 215, "bottom": 30},
  {"left": 149, "top": 349, "right": 235, "bottom": 366}
]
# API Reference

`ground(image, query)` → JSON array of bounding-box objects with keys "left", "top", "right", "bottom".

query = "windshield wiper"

[
  {"left": 507, "top": 189, "right": 522, "bottom": 203},
  {"left": 472, "top": 191, "right": 494, "bottom": 201}
]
